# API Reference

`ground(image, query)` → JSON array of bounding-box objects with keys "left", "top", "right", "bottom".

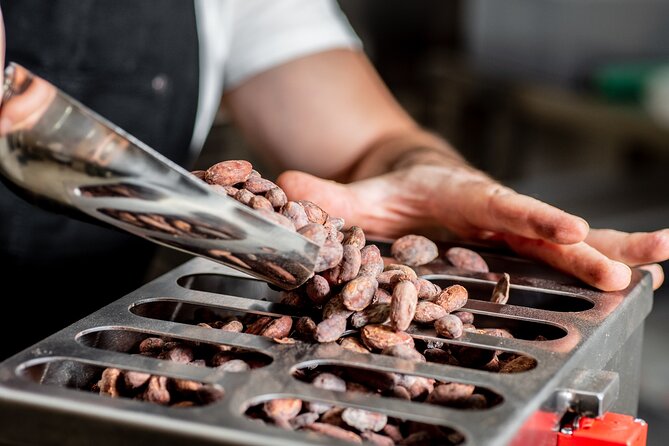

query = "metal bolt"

[{"left": 560, "top": 427, "right": 573, "bottom": 435}]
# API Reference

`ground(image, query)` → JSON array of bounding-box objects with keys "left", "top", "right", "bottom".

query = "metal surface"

[
  {"left": 0, "top": 242, "right": 653, "bottom": 446},
  {"left": 0, "top": 63, "right": 319, "bottom": 289}
]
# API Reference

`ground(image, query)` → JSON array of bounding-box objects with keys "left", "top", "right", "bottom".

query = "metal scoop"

[{"left": 0, "top": 63, "right": 320, "bottom": 289}]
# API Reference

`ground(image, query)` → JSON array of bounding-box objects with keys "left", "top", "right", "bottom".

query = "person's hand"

[{"left": 277, "top": 164, "right": 669, "bottom": 291}]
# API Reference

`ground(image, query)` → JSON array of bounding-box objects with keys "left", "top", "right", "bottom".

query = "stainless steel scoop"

[{"left": 0, "top": 63, "right": 319, "bottom": 289}]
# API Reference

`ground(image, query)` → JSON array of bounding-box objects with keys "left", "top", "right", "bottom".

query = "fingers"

[
  {"left": 504, "top": 234, "right": 632, "bottom": 291},
  {"left": 586, "top": 228, "right": 669, "bottom": 266},
  {"left": 637, "top": 263, "right": 665, "bottom": 290},
  {"left": 276, "top": 170, "right": 358, "bottom": 223},
  {"left": 430, "top": 170, "right": 589, "bottom": 245}
]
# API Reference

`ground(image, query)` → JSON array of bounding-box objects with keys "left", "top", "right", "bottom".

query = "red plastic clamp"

[{"left": 557, "top": 412, "right": 648, "bottom": 446}]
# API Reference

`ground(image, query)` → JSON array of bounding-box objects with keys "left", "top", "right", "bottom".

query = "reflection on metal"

[
  {"left": 0, "top": 63, "right": 319, "bottom": 289},
  {"left": 0, "top": 242, "right": 653, "bottom": 445}
]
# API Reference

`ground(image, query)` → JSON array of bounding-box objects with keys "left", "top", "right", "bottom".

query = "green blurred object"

[{"left": 593, "top": 62, "right": 668, "bottom": 104}]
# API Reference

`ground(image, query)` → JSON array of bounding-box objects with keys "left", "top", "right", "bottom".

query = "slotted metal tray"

[{"left": 0, "top": 242, "right": 652, "bottom": 446}]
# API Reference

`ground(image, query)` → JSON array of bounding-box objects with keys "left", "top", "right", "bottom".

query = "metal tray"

[{"left": 0, "top": 242, "right": 653, "bottom": 445}]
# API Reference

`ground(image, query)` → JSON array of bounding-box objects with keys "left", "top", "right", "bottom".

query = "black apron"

[{"left": 0, "top": 0, "right": 200, "bottom": 358}]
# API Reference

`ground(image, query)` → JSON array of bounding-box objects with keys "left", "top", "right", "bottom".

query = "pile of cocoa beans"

[{"left": 91, "top": 160, "right": 535, "bottom": 445}]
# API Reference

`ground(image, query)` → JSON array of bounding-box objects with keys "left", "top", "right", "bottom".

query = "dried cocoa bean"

[
  {"left": 138, "top": 337, "right": 164, "bottom": 355},
  {"left": 219, "top": 320, "right": 244, "bottom": 333},
  {"left": 306, "top": 275, "right": 331, "bottom": 305},
  {"left": 280, "top": 201, "right": 310, "bottom": 230},
  {"left": 294, "top": 316, "right": 318, "bottom": 342},
  {"left": 433, "top": 285, "right": 468, "bottom": 313},
  {"left": 361, "top": 432, "right": 396, "bottom": 446},
  {"left": 342, "top": 408, "right": 387, "bottom": 432},
  {"left": 218, "top": 359, "right": 251, "bottom": 372},
  {"left": 413, "top": 301, "right": 448, "bottom": 324},
  {"left": 434, "top": 314, "right": 464, "bottom": 339},
  {"left": 426, "top": 383, "right": 474, "bottom": 407},
  {"left": 445, "top": 247, "right": 489, "bottom": 272},
  {"left": 500, "top": 356, "right": 536, "bottom": 373},
  {"left": 381, "top": 344, "right": 426, "bottom": 362},
  {"left": 491, "top": 273, "right": 510, "bottom": 304},
  {"left": 297, "top": 200, "right": 328, "bottom": 224},
  {"left": 264, "top": 398, "right": 302, "bottom": 420},
  {"left": 245, "top": 316, "right": 273, "bottom": 335},
  {"left": 322, "top": 295, "right": 354, "bottom": 320},
  {"left": 315, "top": 315, "right": 347, "bottom": 343},
  {"left": 98, "top": 368, "right": 121, "bottom": 397},
  {"left": 415, "top": 278, "right": 441, "bottom": 299},
  {"left": 391, "top": 235, "right": 439, "bottom": 266},
  {"left": 234, "top": 188, "right": 255, "bottom": 206},
  {"left": 191, "top": 170, "right": 207, "bottom": 180},
  {"left": 339, "top": 337, "right": 371, "bottom": 354},
  {"left": 358, "top": 244, "right": 385, "bottom": 278},
  {"left": 341, "top": 275, "right": 378, "bottom": 311},
  {"left": 328, "top": 244, "right": 362, "bottom": 284},
  {"left": 259, "top": 316, "right": 293, "bottom": 339},
  {"left": 453, "top": 311, "right": 474, "bottom": 325},
  {"left": 265, "top": 187, "right": 288, "bottom": 208},
  {"left": 350, "top": 303, "right": 390, "bottom": 329},
  {"left": 303, "top": 423, "right": 362, "bottom": 444},
  {"left": 123, "top": 370, "right": 151, "bottom": 390},
  {"left": 390, "top": 280, "right": 418, "bottom": 331},
  {"left": 290, "top": 412, "right": 320, "bottom": 429},
  {"left": 377, "top": 269, "right": 416, "bottom": 288},
  {"left": 361, "top": 324, "right": 414, "bottom": 350},
  {"left": 342, "top": 226, "right": 365, "bottom": 250},
  {"left": 372, "top": 287, "right": 392, "bottom": 305},
  {"left": 142, "top": 375, "right": 170, "bottom": 405},
  {"left": 243, "top": 177, "right": 277, "bottom": 194},
  {"left": 314, "top": 240, "right": 344, "bottom": 273},
  {"left": 205, "top": 160, "right": 253, "bottom": 186},
  {"left": 298, "top": 223, "right": 328, "bottom": 246},
  {"left": 396, "top": 375, "right": 435, "bottom": 400},
  {"left": 162, "top": 345, "right": 194, "bottom": 363},
  {"left": 249, "top": 195, "right": 273, "bottom": 212}
]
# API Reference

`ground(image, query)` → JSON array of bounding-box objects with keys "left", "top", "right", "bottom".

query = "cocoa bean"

[
  {"left": 500, "top": 356, "right": 536, "bottom": 373},
  {"left": 265, "top": 187, "right": 288, "bottom": 208},
  {"left": 361, "top": 432, "right": 396, "bottom": 446},
  {"left": 426, "top": 383, "right": 474, "bottom": 407},
  {"left": 280, "top": 201, "right": 310, "bottom": 230},
  {"left": 306, "top": 275, "right": 331, "bottom": 305},
  {"left": 243, "top": 177, "right": 277, "bottom": 194},
  {"left": 264, "top": 398, "right": 302, "bottom": 420},
  {"left": 341, "top": 275, "right": 378, "bottom": 311},
  {"left": 453, "top": 311, "right": 474, "bottom": 325},
  {"left": 322, "top": 295, "right": 354, "bottom": 320},
  {"left": 342, "top": 226, "right": 366, "bottom": 250},
  {"left": 98, "top": 368, "right": 121, "bottom": 397},
  {"left": 294, "top": 316, "right": 318, "bottom": 342},
  {"left": 391, "top": 235, "right": 439, "bottom": 266},
  {"left": 249, "top": 195, "right": 274, "bottom": 212},
  {"left": 358, "top": 245, "right": 384, "bottom": 278},
  {"left": 350, "top": 303, "right": 390, "bottom": 329},
  {"left": 361, "top": 324, "right": 414, "bottom": 350},
  {"left": 259, "top": 316, "right": 293, "bottom": 338},
  {"left": 372, "top": 287, "right": 393, "bottom": 305},
  {"left": 413, "top": 301, "right": 447, "bottom": 324},
  {"left": 415, "top": 278, "right": 441, "bottom": 299},
  {"left": 342, "top": 408, "right": 387, "bottom": 432},
  {"left": 123, "top": 371, "right": 151, "bottom": 390},
  {"left": 298, "top": 223, "right": 328, "bottom": 246},
  {"left": 138, "top": 337, "right": 164, "bottom": 355},
  {"left": 303, "top": 423, "right": 362, "bottom": 444},
  {"left": 314, "top": 240, "right": 344, "bottom": 273},
  {"left": 205, "top": 160, "right": 253, "bottom": 186},
  {"left": 433, "top": 285, "right": 468, "bottom": 313},
  {"left": 445, "top": 247, "right": 489, "bottom": 272},
  {"left": 381, "top": 344, "right": 426, "bottom": 362},
  {"left": 245, "top": 316, "right": 273, "bottom": 335},
  {"left": 491, "top": 273, "right": 510, "bottom": 304},
  {"left": 390, "top": 280, "right": 418, "bottom": 331},
  {"left": 315, "top": 316, "right": 347, "bottom": 343},
  {"left": 234, "top": 188, "right": 255, "bottom": 206},
  {"left": 339, "top": 337, "right": 371, "bottom": 354},
  {"left": 142, "top": 375, "right": 170, "bottom": 405},
  {"left": 297, "top": 200, "right": 328, "bottom": 224},
  {"left": 434, "top": 314, "right": 464, "bottom": 339}
]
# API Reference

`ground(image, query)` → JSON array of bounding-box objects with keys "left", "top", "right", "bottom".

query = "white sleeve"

[{"left": 224, "top": 0, "right": 362, "bottom": 90}]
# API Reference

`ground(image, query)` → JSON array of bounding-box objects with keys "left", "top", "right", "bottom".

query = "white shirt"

[{"left": 191, "top": 0, "right": 361, "bottom": 151}]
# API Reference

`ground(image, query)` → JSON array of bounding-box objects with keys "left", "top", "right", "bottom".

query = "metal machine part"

[
  {"left": 0, "top": 63, "right": 319, "bottom": 289},
  {"left": 0, "top": 242, "right": 652, "bottom": 445}
]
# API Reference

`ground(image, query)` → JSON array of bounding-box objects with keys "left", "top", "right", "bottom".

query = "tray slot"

[
  {"left": 292, "top": 362, "right": 503, "bottom": 410},
  {"left": 76, "top": 328, "right": 273, "bottom": 370},
  {"left": 425, "top": 276, "right": 593, "bottom": 312},
  {"left": 17, "top": 358, "right": 225, "bottom": 408},
  {"left": 178, "top": 274, "right": 281, "bottom": 301}
]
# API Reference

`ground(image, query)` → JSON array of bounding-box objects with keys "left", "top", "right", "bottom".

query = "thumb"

[{"left": 276, "top": 170, "right": 359, "bottom": 225}]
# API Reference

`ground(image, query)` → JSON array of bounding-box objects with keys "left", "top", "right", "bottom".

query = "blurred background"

[{"left": 164, "top": 1, "right": 669, "bottom": 443}]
